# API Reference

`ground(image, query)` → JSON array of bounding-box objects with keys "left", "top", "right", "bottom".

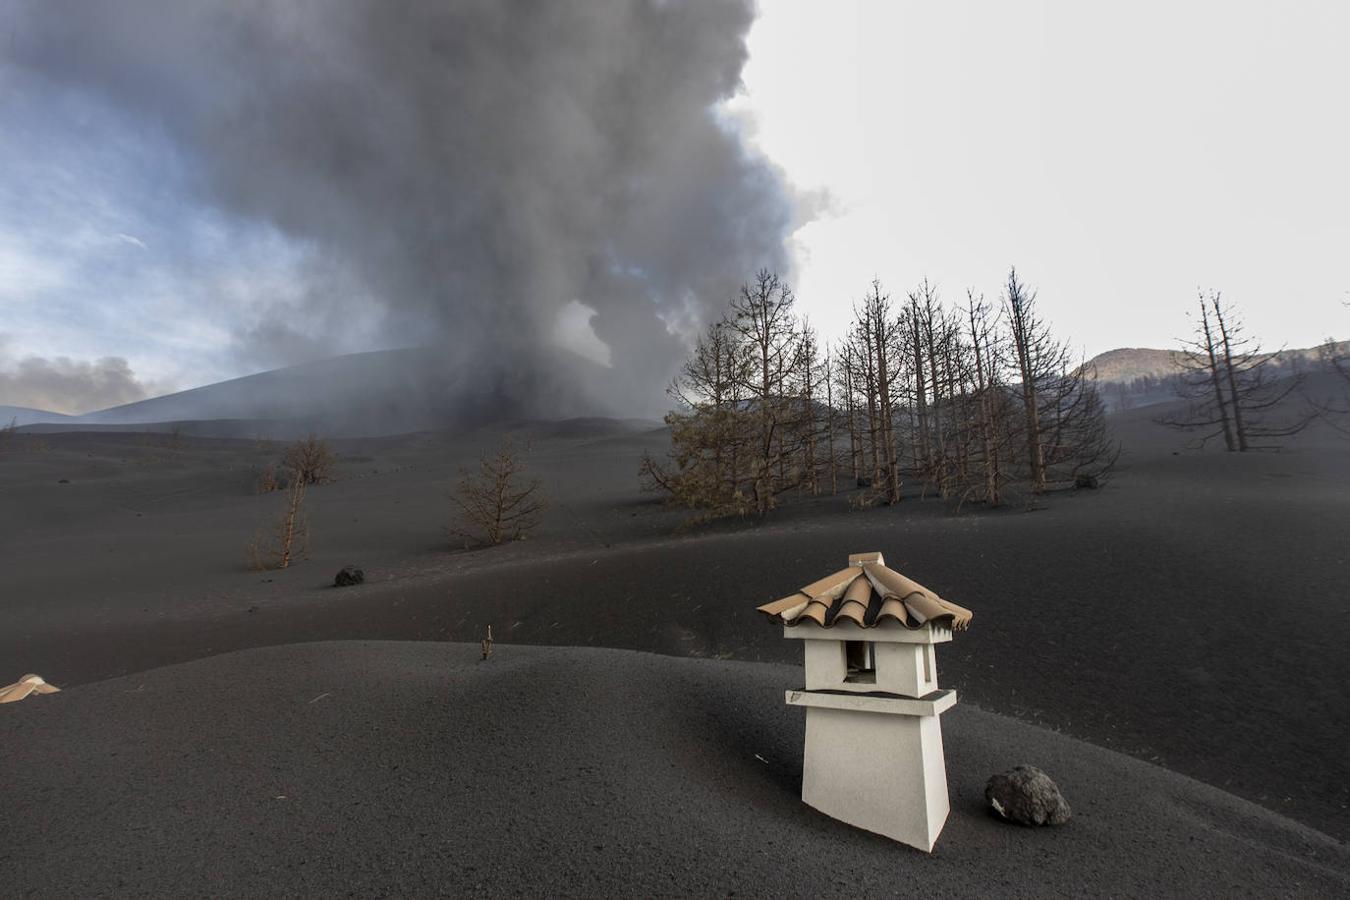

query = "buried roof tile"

[
  {"left": 757, "top": 552, "right": 972, "bottom": 632},
  {"left": 0, "top": 674, "right": 61, "bottom": 704}
]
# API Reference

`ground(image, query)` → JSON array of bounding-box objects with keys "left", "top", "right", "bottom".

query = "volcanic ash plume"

[{"left": 4, "top": 0, "right": 794, "bottom": 420}]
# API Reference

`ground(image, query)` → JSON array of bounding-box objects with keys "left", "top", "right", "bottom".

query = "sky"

[
  {"left": 1, "top": 0, "right": 1347, "bottom": 415},
  {"left": 734, "top": 0, "right": 1350, "bottom": 357}
]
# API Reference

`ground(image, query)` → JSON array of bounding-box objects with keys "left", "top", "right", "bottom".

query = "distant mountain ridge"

[
  {"left": 4, "top": 346, "right": 633, "bottom": 437},
  {"left": 1082, "top": 340, "right": 1346, "bottom": 411},
  {"left": 1084, "top": 341, "right": 1345, "bottom": 386},
  {"left": 1083, "top": 348, "right": 1187, "bottom": 384},
  {"left": 0, "top": 405, "right": 75, "bottom": 428}
]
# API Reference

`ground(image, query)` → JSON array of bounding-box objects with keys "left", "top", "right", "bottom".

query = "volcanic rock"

[
  {"left": 334, "top": 565, "right": 365, "bottom": 588},
  {"left": 986, "top": 765, "right": 1072, "bottom": 826}
]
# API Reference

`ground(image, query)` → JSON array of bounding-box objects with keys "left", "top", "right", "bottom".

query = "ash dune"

[
  {"left": 1, "top": 386, "right": 1347, "bottom": 848},
  {"left": 5, "top": 0, "right": 1346, "bottom": 891},
  {"left": 2, "top": 642, "right": 1346, "bottom": 896}
]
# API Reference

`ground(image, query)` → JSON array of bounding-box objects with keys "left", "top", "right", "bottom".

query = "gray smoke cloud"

[
  {"left": 0, "top": 351, "right": 159, "bottom": 416},
  {"left": 4, "top": 0, "right": 794, "bottom": 422}
]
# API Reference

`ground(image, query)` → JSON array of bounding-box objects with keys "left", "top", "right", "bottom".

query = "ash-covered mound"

[
  {"left": 2, "top": 642, "right": 1345, "bottom": 896},
  {"left": 67, "top": 347, "right": 633, "bottom": 437}
]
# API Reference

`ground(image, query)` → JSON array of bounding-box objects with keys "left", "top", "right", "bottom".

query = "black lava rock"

[
  {"left": 334, "top": 565, "right": 365, "bottom": 588},
  {"left": 985, "top": 765, "right": 1072, "bottom": 826}
]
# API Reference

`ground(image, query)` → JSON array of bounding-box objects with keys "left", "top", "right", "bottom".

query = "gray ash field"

[
  {"left": 2, "top": 400, "right": 1348, "bottom": 893},
  {"left": 4, "top": 642, "right": 1347, "bottom": 897}
]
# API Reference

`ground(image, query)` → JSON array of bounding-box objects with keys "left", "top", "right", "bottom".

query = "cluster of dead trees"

[
  {"left": 246, "top": 434, "right": 335, "bottom": 569},
  {"left": 1159, "top": 291, "right": 1311, "bottom": 450},
  {"left": 642, "top": 267, "right": 1118, "bottom": 519}
]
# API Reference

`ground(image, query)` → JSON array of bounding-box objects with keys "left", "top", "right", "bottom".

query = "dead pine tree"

[
  {"left": 902, "top": 293, "right": 933, "bottom": 484},
  {"left": 1161, "top": 291, "right": 1236, "bottom": 450},
  {"left": 247, "top": 468, "right": 310, "bottom": 570},
  {"left": 282, "top": 433, "right": 338, "bottom": 485},
  {"left": 639, "top": 318, "right": 755, "bottom": 518},
  {"left": 858, "top": 280, "right": 902, "bottom": 503},
  {"left": 855, "top": 315, "right": 881, "bottom": 487},
  {"left": 837, "top": 342, "right": 862, "bottom": 486},
  {"left": 795, "top": 321, "right": 827, "bottom": 496},
  {"left": 822, "top": 344, "right": 839, "bottom": 495},
  {"left": 1160, "top": 290, "right": 1309, "bottom": 450},
  {"left": 1004, "top": 267, "right": 1049, "bottom": 492},
  {"left": 724, "top": 269, "right": 809, "bottom": 516},
  {"left": 963, "top": 290, "right": 1007, "bottom": 506},
  {"left": 452, "top": 437, "right": 547, "bottom": 547}
]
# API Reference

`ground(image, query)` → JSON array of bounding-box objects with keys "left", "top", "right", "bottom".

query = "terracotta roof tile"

[
  {"left": 0, "top": 674, "right": 60, "bottom": 704},
  {"left": 757, "top": 552, "right": 972, "bottom": 631}
]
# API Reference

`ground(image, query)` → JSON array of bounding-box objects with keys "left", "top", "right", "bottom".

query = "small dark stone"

[
  {"left": 1074, "top": 473, "right": 1099, "bottom": 490},
  {"left": 334, "top": 565, "right": 365, "bottom": 587},
  {"left": 986, "top": 765, "right": 1072, "bottom": 826}
]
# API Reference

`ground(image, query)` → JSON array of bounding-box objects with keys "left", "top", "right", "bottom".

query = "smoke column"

[{"left": 4, "top": 0, "right": 794, "bottom": 420}]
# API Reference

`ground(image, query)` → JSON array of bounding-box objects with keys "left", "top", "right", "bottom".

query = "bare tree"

[
  {"left": 724, "top": 269, "right": 810, "bottom": 515},
  {"left": 247, "top": 469, "right": 309, "bottom": 570},
  {"left": 822, "top": 344, "right": 839, "bottom": 494},
  {"left": 857, "top": 280, "right": 902, "bottom": 503},
  {"left": 962, "top": 290, "right": 1007, "bottom": 505},
  {"left": 643, "top": 270, "right": 824, "bottom": 520},
  {"left": 1161, "top": 292, "right": 1237, "bottom": 450},
  {"left": 282, "top": 433, "right": 338, "bottom": 485},
  {"left": 796, "top": 321, "right": 824, "bottom": 495},
  {"left": 1004, "top": 267, "right": 1048, "bottom": 491},
  {"left": 838, "top": 341, "right": 862, "bottom": 485},
  {"left": 1160, "top": 290, "right": 1309, "bottom": 450},
  {"left": 640, "top": 319, "right": 755, "bottom": 517},
  {"left": 453, "top": 437, "right": 547, "bottom": 546}
]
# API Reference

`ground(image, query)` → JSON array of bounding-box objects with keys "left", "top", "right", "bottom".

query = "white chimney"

[{"left": 757, "top": 551, "right": 972, "bottom": 852}]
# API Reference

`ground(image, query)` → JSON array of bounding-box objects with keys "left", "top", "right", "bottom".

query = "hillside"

[
  {"left": 1083, "top": 340, "right": 1347, "bottom": 410},
  {"left": 1085, "top": 340, "right": 1346, "bottom": 386},
  {"left": 1084, "top": 347, "right": 1186, "bottom": 383},
  {"left": 9, "top": 346, "right": 627, "bottom": 438},
  {"left": 0, "top": 405, "right": 75, "bottom": 428}
]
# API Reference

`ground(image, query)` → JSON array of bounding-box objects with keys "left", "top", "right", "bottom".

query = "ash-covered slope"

[
  {"left": 1086, "top": 341, "right": 1346, "bottom": 411},
  {"left": 2, "top": 642, "right": 1345, "bottom": 896},
  {"left": 57, "top": 346, "right": 632, "bottom": 437},
  {"left": 0, "top": 405, "right": 75, "bottom": 427},
  {"left": 1085, "top": 347, "right": 1186, "bottom": 383}
]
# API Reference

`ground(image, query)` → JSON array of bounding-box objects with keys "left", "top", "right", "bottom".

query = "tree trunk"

[
  {"left": 1210, "top": 298, "right": 1248, "bottom": 452},
  {"left": 1197, "top": 299, "right": 1236, "bottom": 451}
]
